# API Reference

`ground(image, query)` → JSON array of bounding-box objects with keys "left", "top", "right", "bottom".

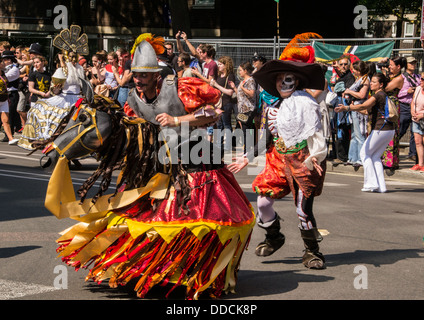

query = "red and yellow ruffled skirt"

[{"left": 46, "top": 157, "right": 255, "bottom": 299}]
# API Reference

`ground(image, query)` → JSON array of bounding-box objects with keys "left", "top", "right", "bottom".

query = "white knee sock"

[{"left": 257, "top": 195, "right": 276, "bottom": 224}]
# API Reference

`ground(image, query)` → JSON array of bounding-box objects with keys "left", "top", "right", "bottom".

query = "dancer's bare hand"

[
  {"left": 227, "top": 156, "right": 249, "bottom": 174},
  {"left": 156, "top": 113, "right": 174, "bottom": 127},
  {"left": 311, "top": 157, "right": 323, "bottom": 176}
]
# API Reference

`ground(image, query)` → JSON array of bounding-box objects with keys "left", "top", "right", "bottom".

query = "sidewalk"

[
  {"left": 327, "top": 153, "right": 424, "bottom": 183},
  {"left": 3, "top": 129, "right": 424, "bottom": 183}
]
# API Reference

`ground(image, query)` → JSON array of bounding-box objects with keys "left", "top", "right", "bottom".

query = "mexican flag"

[{"left": 313, "top": 41, "right": 395, "bottom": 63}]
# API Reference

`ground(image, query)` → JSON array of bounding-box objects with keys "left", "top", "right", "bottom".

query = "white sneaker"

[{"left": 8, "top": 138, "right": 19, "bottom": 145}]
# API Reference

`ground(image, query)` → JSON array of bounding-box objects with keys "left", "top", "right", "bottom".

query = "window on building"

[
  {"left": 404, "top": 22, "right": 415, "bottom": 37},
  {"left": 194, "top": 0, "right": 215, "bottom": 8}
]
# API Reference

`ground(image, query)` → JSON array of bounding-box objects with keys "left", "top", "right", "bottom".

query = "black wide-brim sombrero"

[{"left": 252, "top": 60, "right": 325, "bottom": 98}]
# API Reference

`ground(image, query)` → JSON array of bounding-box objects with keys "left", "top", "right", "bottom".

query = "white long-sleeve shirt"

[
  {"left": 5, "top": 64, "right": 20, "bottom": 91},
  {"left": 276, "top": 90, "right": 327, "bottom": 169}
]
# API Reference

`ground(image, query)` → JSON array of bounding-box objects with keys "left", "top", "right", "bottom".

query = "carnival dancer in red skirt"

[
  {"left": 46, "top": 34, "right": 255, "bottom": 299},
  {"left": 228, "top": 33, "right": 327, "bottom": 269}
]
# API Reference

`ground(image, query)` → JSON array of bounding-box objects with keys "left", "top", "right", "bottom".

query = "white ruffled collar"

[{"left": 276, "top": 90, "right": 322, "bottom": 148}]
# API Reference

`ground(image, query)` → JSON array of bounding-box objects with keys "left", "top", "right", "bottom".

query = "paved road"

[{"left": 0, "top": 142, "right": 423, "bottom": 301}]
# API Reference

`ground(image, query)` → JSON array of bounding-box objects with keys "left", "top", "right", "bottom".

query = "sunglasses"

[{"left": 339, "top": 63, "right": 348, "bottom": 66}]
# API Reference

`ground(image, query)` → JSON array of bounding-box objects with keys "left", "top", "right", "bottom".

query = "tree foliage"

[{"left": 358, "top": 0, "right": 422, "bottom": 37}]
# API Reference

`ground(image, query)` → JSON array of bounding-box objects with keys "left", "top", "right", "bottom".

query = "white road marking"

[
  {"left": 0, "top": 169, "right": 86, "bottom": 182},
  {"left": 0, "top": 150, "right": 39, "bottom": 156},
  {"left": 327, "top": 171, "right": 424, "bottom": 185},
  {"left": 0, "top": 232, "right": 59, "bottom": 242},
  {"left": 0, "top": 152, "right": 40, "bottom": 162},
  {"left": 238, "top": 184, "right": 253, "bottom": 189},
  {"left": 324, "top": 182, "right": 349, "bottom": 187},
  {"left": 0, "top": 172, "right": 52, "bottom": 183},
  {"left": 0, "top": 169, "right": 116, "bottom": 188},
  {"left": 238, "top": 182, "right": 349, "bottom": 189},
  {"left": 0, "top": 151, "right": 98, "bottom": 164},
  {"left": 0, "top": 279, "right": 59, "bottom": 300},
  {"left": 385, "top": 180, "right": 421, "bottom": 186}
]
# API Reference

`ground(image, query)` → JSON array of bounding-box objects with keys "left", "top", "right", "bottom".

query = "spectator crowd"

[{"left": 0, "top": 34, "right": 423, "bottom": 178}]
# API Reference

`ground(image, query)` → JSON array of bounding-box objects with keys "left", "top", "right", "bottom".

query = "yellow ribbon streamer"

[
  {"left": 72, "top": 224, "right": 128, "bottom": 266},
  {"left": 45, "top": 155, "right": 170, "bottom": 220},
  {"left": 194, "top": 236, "right": 239, "bottom": 299}
]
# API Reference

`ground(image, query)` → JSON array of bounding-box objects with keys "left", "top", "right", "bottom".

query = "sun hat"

[{"left": 252, "top": 59, "right": 325, "bottom": 98}]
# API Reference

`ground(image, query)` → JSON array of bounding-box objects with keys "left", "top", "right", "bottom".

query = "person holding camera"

[
  {"left": 331, "top": 56, "right": 355, "bottom": 164},
  {"left": 378, "top": 56, "right": 406, "bottom": 175},
  {"left": 230, "top": 62, "right": 256, "bottom": 154},
  {"left": 342, "top": 60, "right": 370, "bottom": 167},
  {"left": 398, "top": 56, "right": 420, "bottom": 164}
]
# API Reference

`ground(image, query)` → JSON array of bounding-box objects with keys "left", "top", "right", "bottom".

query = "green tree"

[{"left": 358, "top": 0, "right": 421, "bottom": 37}]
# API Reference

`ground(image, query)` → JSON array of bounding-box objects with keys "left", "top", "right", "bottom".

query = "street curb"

[{"left": 327, "top": 160, "right": 424, "bottom": 184}]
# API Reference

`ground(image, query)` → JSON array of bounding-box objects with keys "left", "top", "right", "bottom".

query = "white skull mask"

[{"left": 279, "top": 73, "right": 297, "bottom": 93}]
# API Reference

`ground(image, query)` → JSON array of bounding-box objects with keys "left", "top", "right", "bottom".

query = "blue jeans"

[
  {"left": 117, "top": 87, "right": 129, "bottom": 107},
  {"left": 348, "top": 111, "right": 367, "bottom": 164},
  {"left": 216, "top": 103, "right": 237, "bottom": 149},
  {"left": 216, "top": 103, "right": 237, "bottom": 130}
]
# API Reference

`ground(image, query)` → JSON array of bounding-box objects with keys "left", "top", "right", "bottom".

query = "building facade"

[{"left": 1, "top": 0, "right": 357, "bottom": 54}]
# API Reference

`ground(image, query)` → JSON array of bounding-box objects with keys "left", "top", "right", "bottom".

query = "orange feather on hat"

[
  {"left": 131, "top": 33, "right": 165, "bottom": 58},
  {"left": 279, "top": 32, "right": 322, "bottom": 63}
]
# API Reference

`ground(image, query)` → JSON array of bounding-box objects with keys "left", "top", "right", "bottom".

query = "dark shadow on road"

[
  {"left": 229, "top": 269, "right": 334, "bottom": 299},
  {"left": 262, "top": 248, "right": 424, "bottom": 268},
  {"left": 0, "top": 245, "right": 42, "bottom": 258},
  {"left": 83, "top": 267, "right": 334, "bottom": 300},
  {"left": 84, "top": 278, "right": 193, "bottom": 300},
  {"left": 326, "top": 248, "right": 424, "bottom": 267},
  {"left": 385, "top": 188, "right": 424, "bottom": 193}
]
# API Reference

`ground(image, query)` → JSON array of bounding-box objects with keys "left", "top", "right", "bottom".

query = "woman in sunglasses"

[{"left": 331, "top": 56, "right": 356, "bottom": 164}]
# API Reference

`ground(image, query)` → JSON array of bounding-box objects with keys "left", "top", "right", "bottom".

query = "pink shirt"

[
  {"left": 412, "top": 86, "right": 424, "bottom": 116},
  {"left": 399, "top": 73, "right": 420, "bottom": 104}
]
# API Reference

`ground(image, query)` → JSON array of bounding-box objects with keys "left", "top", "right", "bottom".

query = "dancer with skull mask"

[
  {"left": 228, "top": 33, "right": 328, "bottom": 269},
  {"left": 18, "top": 25, "right": 88, "bottom": 151}
]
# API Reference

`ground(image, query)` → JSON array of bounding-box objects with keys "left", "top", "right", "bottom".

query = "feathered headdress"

[
  {"left": 131, "top": 33, "right": 165, "bottom": 58},
  {"left": 53, "top": 25, "right": 89, "bottom": 57},
  {"left": 279, "top": 32, "right": 322, "bottom": 63}
]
